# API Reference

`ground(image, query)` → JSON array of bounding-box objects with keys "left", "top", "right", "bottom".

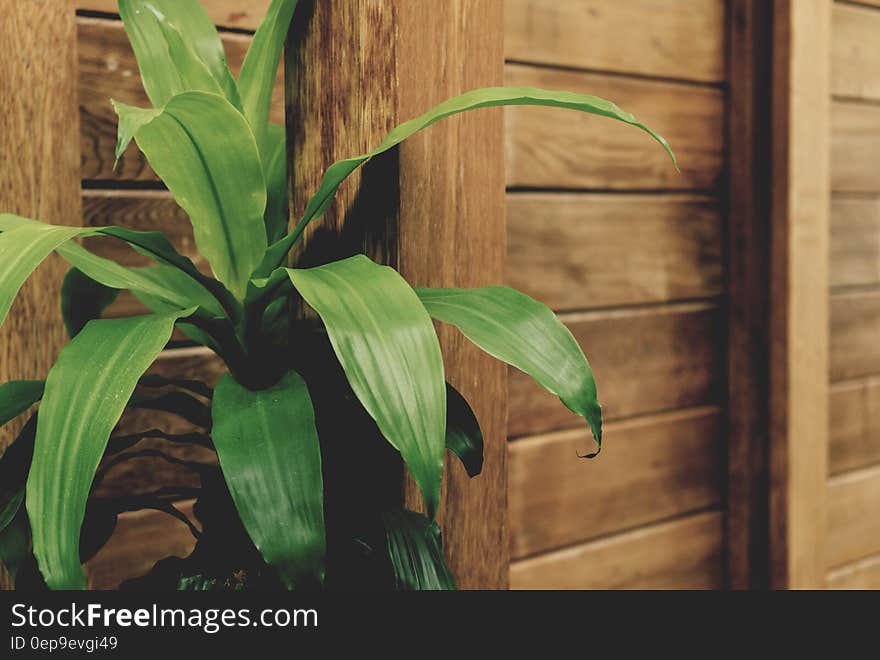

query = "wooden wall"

[
  {"left": 504, "top": 0, "right": 727, "bottom": 589},
  {"left": 826, "top": 0, "right": 880, "bottom": 589}
]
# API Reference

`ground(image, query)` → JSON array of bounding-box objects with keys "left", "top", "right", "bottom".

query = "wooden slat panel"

[
  {"left": 78, "top": 0, "right": 271, "bottom": 31},
  {"left": 831, "top": 100, "right": 880, "bottom": 194},
  {"left": 830, "top": 289, "right": 880, "bottom": 382},
  {"left": 827, "top": 464, "right": 880, "bottom": 569},
  {"left": 85, "top": 500, "right": 197, "bottom": 590},
  {"left": 831, "top": 3, "right": 880, "bottom": 102},
  {"left": 827, "top": 553, "right": 880, "bottom": 589},
  {"left": 510, "top": 511, "right": 723, "bottom": 589},
  {"left": 504, "top": 64, "right": 724, "bottom": 191},
  {"left": 510, "top": 407, "right": 722, "bottom": 559},
  {"left": 830, "top": 378, "right": 880, "bottom": 475},
  {"left": 508, "top": 302, "right": 721, "bottom": 437},
  {"left": 507, "top": 193, "right": 723, "bottom": 310},
  {"left": 78, "top": 17, "right": 284, "bottom": 182},
  {"left": 831, "top": 194, "right": 880, "bottom": 289},
  {"left": 504, "top": 0, "right": 725, "bottom": 83}
]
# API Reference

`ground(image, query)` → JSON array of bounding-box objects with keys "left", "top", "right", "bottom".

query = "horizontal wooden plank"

[
  {"left": 509, "top": 511, "right": 723, "bottom": 589},
  {"left": 831, "top": 100, "right": 880, "bottom": 194},
  {"left": 508, "top": 302, "right": 721, "bottom": 437},
  {"left": 827, "top": 464, "right": 880, "bottom": 569},
  {"left": 830, "top": 377, "right": 880, "bottom": 475},
  {"left": 831, "top": 194, "right": 880, "bottom": 289},
  {"left": 504, "top": 0, "right": 725, "bottom": 83},
  {"left": 77, "top": 0, "right": 271, "bottom": 31},
  {"left": 504, "top": 64, "right": 724, "bottom": 191},
  {"left": 78, "top": 16, "right": 284, "bottom": 182},
  {"left": 85, "top": 500, "right": 198, "bottom": 589},
  {"left": 827, "top": 552, "right": 880, "bottom": 589},
  {"left": 830, "top": 289, "right": 880, "bottom": 382},
  {"left": 832, "top": 2, "right": 880, "bottom": 102},
  {"left": 507, "top": 193, "right": 723, "bottom": 310},
  {"left": 510, "top": 406, "right": 722, "bottom": 558}
]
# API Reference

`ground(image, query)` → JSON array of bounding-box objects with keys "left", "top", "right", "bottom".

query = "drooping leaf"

[
  {"left": 382, "top": 509, "right": 455, "bottom": 591},
  {"left": 118, "top": 0, "right": 239, "bottom": 108},
  {"left": 286, "top": 255, "right": 446, "bottom": 517},
  {"left": 61, "top": 268, "right": 120, "bottom": 338},
  {"left": 261, "top": 86, "right": 676, "bottom": 273},
  {"left": 263, "top": 123, "right": 289, "bottom": 243},
  {"left": 445, "top": 383, "right": 483, "bottom": 478},
  {"left": 26, "top": 311, "right": 192, "bottom": 589},
  {"left": 238, "top": 0, "right": 298, "bottom": 154},
  {"left": 0, "top": 381, "right": 43, "bottom": 428},
  {"left": 113, "top": 93, "right": 268, "bottom": 299},
  {"left": 0, "top": 507, "right": 30, "bottom": 580},
  {"left": 0, "top": 416, "right": 37, "bottom": 533},
  {"left": 417, "top": 286, "right": 602, "bottom": 454},
  {"left": 212, "top": 371, "right": 325, "bottom": 588}
]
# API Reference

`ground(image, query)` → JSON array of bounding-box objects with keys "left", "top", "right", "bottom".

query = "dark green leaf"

[
  {"left": 263, "top": 123, "right": 289, "bottom": 243},
  {"left": 129, "top": 391, "right": 212, "bottom": 430},
  {"left": 0, "top": 381, "right": 43, "bottom": 428},
  {"left": 61, "top": 268, "right": 120, "bottom": 338},
  {"left": 445, "top": 383, "right": 483, "bottom": 478},
  {"left": 0, "top": 507, "right": 30, "bottom": 580},
  {"left": 0, "top": 416, "right": 37, "bottom": 533},
  {"left": 382, "top": 509, "right": 455, "bottom": 591},
  {"left": 286, "top": 255, "right": 446, "bottom": 517},
  {"left": 212, "top": 371, "right": 325, "bottom": 588}
]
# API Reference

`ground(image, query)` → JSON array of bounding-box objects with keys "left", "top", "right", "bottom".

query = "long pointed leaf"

[
  {"left": 61, "top": 268, "right": 120, "bottom": 338},
  {"left": 263, "top": 123, "right": 289, "bottom": 243},
  {"left": 445, "top": 383, "right": 483, "bottom": 478},
  {"left": 0, "top": 382, "right": 43, "bottom": 428},
  {"left": 261, "top": 86, "right": 676, "bottom": 273},
  {"left": 417, "top": 286, "right": 602, "bottom": 454},
  {"left": 212, "top": 371, "right": 325, "bottom": 588},
  {"left": 26, "top": 311, "right": 192, "bottom": 589},
  {"left": 286, "top": 255, "right": 446, "bottom": 517},
  {"left": 382, "top": 509, "right": 455, "bottom": 591}
]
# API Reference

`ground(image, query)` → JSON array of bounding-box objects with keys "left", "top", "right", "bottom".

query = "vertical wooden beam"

[
  {"left": 769, "top": 0, "right": 831, "bottom": 589},
  {"left": 287, "top": 1, "right": 507, "bottom": 588},
  {"left": 0, "top": 0, "right": 82, "bottom": 588},
  {"left": 726, "top": 0, "right": 773, "bottom": 590}
]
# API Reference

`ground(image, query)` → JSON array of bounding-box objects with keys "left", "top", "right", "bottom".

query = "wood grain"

[
  {"left": 508, "top": 302, "right": 722, "bottom": 437},
  {"left": 831, "top": 194, "right": 880, "bottom": 289},
  {"left": 827, "top": 552, "right": 880, "bottom": 589},
  {"left": 0, "top": 0, "right": 82, "bottom": 589},
  {"left": 831, "top": 100, "right": 880, "bottom": 194},
  {"left": 507, "top": 193, "right": 723, "bottom": 311},
  {"left": 830, "top": 289, "right": 880, "bottom": 383},
  {"left": 831, "top": 2, "right": 880, "bottom": 102},
  {"left": 830, "top": 378, "right": 880, "bottom": 475},
  {"left": 504, "top": 64, "right": 724, "bottom": 191},
  {"left": 827, "top": 464, "right": 880, "bottom": 570},
  {"left": 504, "top": 0, "right": 725, "bottom": 83},
  {"left": 509, "top": 406, "right": 722, "bottom": 559},
  {"left": 78, "top": 0, "right": 271, "bottom": 31},
  {"left": 509, "top": 511, "right": 723, "bottom": 590},
  {"left": 78, "top": 16, "right": 283, "bottom": 182}
]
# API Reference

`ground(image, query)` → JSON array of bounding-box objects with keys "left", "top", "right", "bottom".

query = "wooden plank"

[
  {"left": 510, "top": 511, "right": 723, "bottom": 590},
  {"left": 287, "top": 0, "right": 507, "bottom": 589},
  {"left": 85, "top": 500, "right": 198, "bottom": 590},
  {"left": 831, "top": 194, "right": 880, "bottom": 289},
  {"left": 831, "top": 2, "right": 880, "bottom": 102},
  {"left": 504, "top": 64, "right": 724, "bottom": 191},
  {"left": 827, "top": 464, "right": 880, "bottom": 569},
  {"left": 77, "top": 0, "right": 271, "bottom": 31},
  {"left": 831, "top": 100, "right": 880, "bottom": 194},
  {"left": 508, "top": 302, "right": 721, "bottom": 437},
  {"left": 768, "top": 0, "right": 831, "bottom": 589},
  {"left": 830, "top": 378, "right": 880, "bottom": 475},
  {"left": 726, "top": 0, "right": 774, "bottom": 590},
  {"left": 0, "top": 0, "right": 82, "bottom": 588},
  {"left": 78, "top": 17, "right": 284, "bottom": 182},
  {"left": 507, "top": 193, "right": 723, "bottom": 311},
  {"left": 830, "top": 289, "right": 880, "bottom": 382},
  {"left": 827, "top": 553, "right": 880, "bottom": 589},
  {"left": 510, "top": 406, "right": 722, "bottom": 559},
  {"left": 504, "top": 0, "right": 725, "bottom": 83}
]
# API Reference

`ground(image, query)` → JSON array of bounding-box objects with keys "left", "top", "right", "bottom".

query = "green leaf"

[
  {"left": 286, "top": 255, "right": 446, "bottom": 517},
  {"left": 0, "top": 381, "right": 43, "bottom": 428},
  {"left": 382, "top": 509, "right": 455, "bottom": 591},
  {"left": 0, "top": 507, "right": 30, "bottom": 580},
  {"left": 263, "top": 123, "right": 289, "bottom": 243},
  {"left": 445, "top": 384, "right": 483, "bottom": 478},
  {"left": 417, "top": 286, "right": 602, "bottom": 454},
  {"left": 113, "top": 93, "right": 268, "bottom": 300},
  {"left": 212, "top": 371, "right": 325, "bottom": 588},
  {"left": 26, "top": 311, "right": 192, "bottom": 589},
  {"left": 0, "top": 416, "right": 37, "bottom": 533},
  {"left": 61, "top": 268, "right": 120, "bottom": 338},
  {"left": 238, "top": 0, "right": 298, "bottom": 154},
  {"left": 260, "top": 86, "right": 676, "bottom": 273},
  {"left": 118, "top": 0, "right": 239, "bottom": 108}
]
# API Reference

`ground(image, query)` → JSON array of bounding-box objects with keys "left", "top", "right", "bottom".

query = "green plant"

[{"left": 0, "top": 0, "right": 675, "bottom": 590}]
